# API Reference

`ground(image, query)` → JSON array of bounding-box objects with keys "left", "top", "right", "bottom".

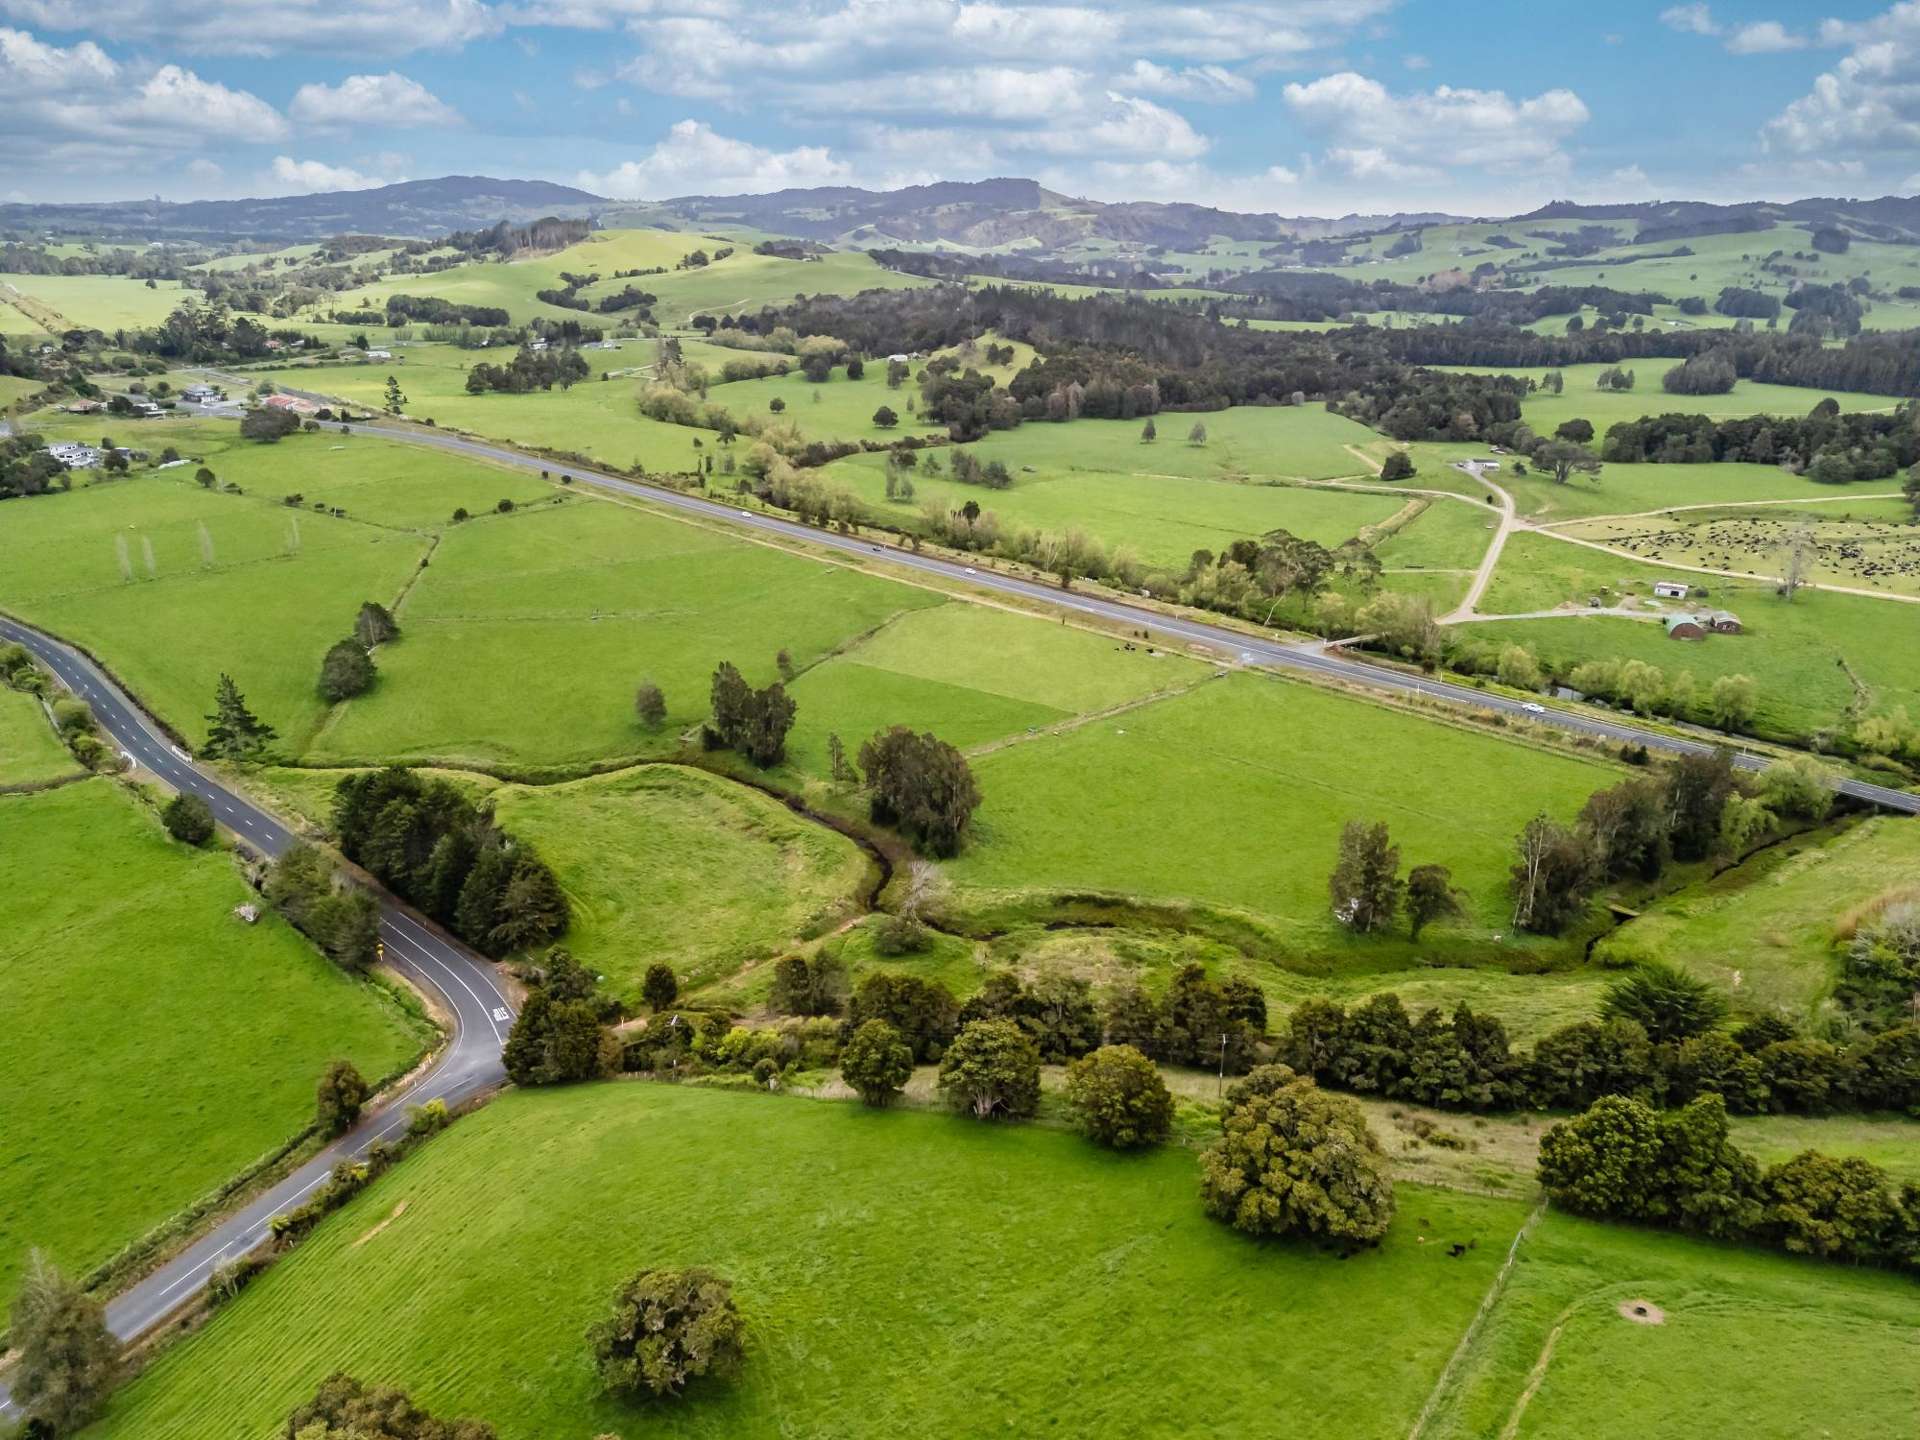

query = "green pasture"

[
  {"left": 1596, "top": 817, "right": 1920, "bottom": 1019},
  {"left": 492, "top": 764, "right": 872, "bottom": 1001},
  {"left": 782, "top": 600, "right": 1212, "bottom": 778},
  {"left": 1428, "top": 362, "right": 1904, "bottom": 433},
  {"left": 305, "top": 496, "right": 938, "bottom": 768},
  {"left": 0, "top": 272, "right": 195, "bottom": 331},
  {"left": 83, "top": 1082, "right": 1529, "bottom": 1440},
  {"left": 0, "top": 373, "right": 44, "bottom": 407},
  {"left": 944, "top": 669, "right": 1616, "bottom": 944},
  {"left": 1426, "top": 1207, "right": 1919, "bottom": 1440},
  {"left": 1458, "top": 533, "right": 1920, "bottom": 738},
  {"left": 0, "top": 685, "right": 78, "bottom": 786},
  {"left": 0, "top": 779, "right": 419, "bottom": 1301}
]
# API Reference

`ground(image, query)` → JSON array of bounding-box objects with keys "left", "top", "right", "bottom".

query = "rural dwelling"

[
  {"left": 262, "top": 394, "right": 319, "bottom": 416},
  {"left": 1653, "top": 581, "right": 1690, "bottom": 599},
  {"left": 181, "top": 384, "right": 218, "bottom": 402},
  {"left": 1664, "top": 614, "right": 1707, "bottom": 640},
  {"left": 46, "top": 441, "right": 100, "bottom": 468}
]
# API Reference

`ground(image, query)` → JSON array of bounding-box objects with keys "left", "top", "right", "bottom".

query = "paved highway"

[
  {"left": 0, "top": 616, "right": 515, "bottom": 1417},
  {"left": 282, "top": 404, "right": 1919, "bottom": 816}
]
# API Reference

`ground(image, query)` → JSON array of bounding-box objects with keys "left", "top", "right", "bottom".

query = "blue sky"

[{"left": 1, "top": 1, "right": 1915, "bottom": 215}]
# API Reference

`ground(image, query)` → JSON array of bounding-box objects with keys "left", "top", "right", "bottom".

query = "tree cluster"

[
  {"left": 502, "top": 951, "right": 617, "bottom": 1086},
  {"left": 857, "top": 726, "right": 981, "bottom": 856},
  {"left": 332, "top": 766, "right": 569, "bottom": 958},
  {"left": 1601, "top": 405, "right": 1920, "bottom": 479},
  {"left": 289, "top": 1372, "right": 499, "bottom": 1439},
  {"left": 463, "top": 344, "right": 590, "bottom": 394},
  {"left": 264, "top": 842, "right": 381, "bottom": 971},
  {"left": 1540, "top": 1094, "right": 1918, "bottom": 1269},
  {"left": 706, "top": 660, "right": 796, "bottom": 767}
]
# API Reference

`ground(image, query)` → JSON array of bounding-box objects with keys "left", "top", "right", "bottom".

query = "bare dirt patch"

[{"left": 1618, "top": 1298, "right": 1665, "bottom": 1325}]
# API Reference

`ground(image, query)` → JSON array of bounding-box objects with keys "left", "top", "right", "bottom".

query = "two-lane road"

[
  {"left": 0, "top": 617, "right": 515, "bottom": 1415},
  {"left": 270, "top": 405, "right": 1917, "bottom": 816}
]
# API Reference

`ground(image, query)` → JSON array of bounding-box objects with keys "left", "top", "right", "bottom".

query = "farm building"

[
  {"left": 262, "top": 394, "right": 319, "bottom": 416},
  {"left": 1664, "top": 614, "right": 1707, "bottom": 640},
  {"left": 1701, "top": 609, "right": 1742, "bottom": 633},
  {"left": 1653, "top": 581, "right": 1690, "bottom": 599}
]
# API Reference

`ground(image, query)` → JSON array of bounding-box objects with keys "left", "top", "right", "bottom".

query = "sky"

[{"left": 2, "top": 1, "right": 1918, "bottom": 216}]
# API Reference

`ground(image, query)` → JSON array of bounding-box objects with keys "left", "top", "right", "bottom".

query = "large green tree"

[
  {"left": 202, "top": 672, "right": 276, "bottom": 758},
  {"left": 587, "top": 1267, "right": 745, "bottom": 1400},
  {"left": 857, "top": 726, "right": 981, "bottom": 856},
  {"left": 840, "top": 1018, "right": 915, "bottom": 1106},
  {"left": 8, "top": 1249, "right": 120, "bottom": 1434},
  {"left": 1064, "top": 1045, "right": 1174, "bottom": 1149},
  {"left": 937, "top": 1018, "right": 1042, "bottom": 1120},
  {"left": 1329, "top": 820, "right": 1401, "bottom": 934},
  {"left": 1198, "top": 1067, "right": 1394, "bottom": 1246}
]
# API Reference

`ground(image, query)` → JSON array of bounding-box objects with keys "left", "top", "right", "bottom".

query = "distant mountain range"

[
  {"left": 6, "top": 173, "right": 1920, "bottom": 254},
  {"left": 0, "top": 176, "right": 603, "bottom": 242}
]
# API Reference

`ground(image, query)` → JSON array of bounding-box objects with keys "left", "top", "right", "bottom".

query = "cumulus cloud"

[
  {"left": 1283, "top": 72, "right": 1589, "bottom": 182},
  {"left": 0, "top": 27, "right": 287, "bottom": 156},
  {"left": 290, "top": 72, "right": 461, "bottom": 128},
  {"left": 1118, "top": 59, "right": 1254, "bottom": 102},
  {"left": 1659, "top": 3, "right": 1718, "bottom": 36},
  {"left": 1724, "top": 21, "right": 1804, "bottom": 54},
  {"left": 0, "top": 0, "right": 498, "bottom": 56},
  {"left": 577, "top": 119, "right": 853, "bottom": 199},
  {"left": 268, "top": 155, "right": 394, "bottom": 192},
  {"left": 1764, "top": 3, "right": 1920, "bottom": 155}
]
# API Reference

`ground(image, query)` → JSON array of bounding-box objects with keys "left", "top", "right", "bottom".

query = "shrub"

[
  {"left": 407, "top": 1098, "right": 450, "bottom": 1137},
  {"left": 1198, "top": 1067, "right": 1394, "bottom": 1246},
  {"left": 587, "top": 1267, "right": 746, "bottom": 1400},
  {"left": 318, "top": 638, "right": 376, "bottom": 702},
  {"left": 161, "top": 790, "right": 216, "bottom": 845},
  {"left": 870, "top": 911, "right": 929, "bottom": 955},
  {"left": 288, "top": 1372, "right": 498, "bottom": 1438},
  {"left": 1602, "top": 960, "right": 1727, "bottom": 1044},
  {"left": 642, "top": 963, "right": 679, "bottom": 1013},
  {"left": 937, "top": 1018, "right": 1042, "bottom": 1120},
  {"left": 1064, "top": 1045, "right": 1174, "bottom": 1149},
  {"left": 840, "top": 1019, "right": 914, "bottom": 1106}
]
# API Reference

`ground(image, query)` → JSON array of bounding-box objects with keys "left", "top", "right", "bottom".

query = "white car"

[
  {"left": 963, "top": 566, "right": 977, "bottom": 574},
  {"left": 737, "top": 509, "right": 751, "bottom": 517},
  {"left": 1520, "top": 701, "right": 1547, "bottom": 714}
]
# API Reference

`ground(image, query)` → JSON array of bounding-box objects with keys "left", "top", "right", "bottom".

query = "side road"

[{"left": 0, "top": 616, "right": 516, "bottom": 1419}]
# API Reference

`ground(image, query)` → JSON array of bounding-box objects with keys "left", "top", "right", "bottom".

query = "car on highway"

[{"left": 1520, "top": 701, "right": 1547, "bottom": 714}]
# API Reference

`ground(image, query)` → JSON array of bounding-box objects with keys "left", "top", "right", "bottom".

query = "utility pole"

[{"left": 1218, "top": 1032, "right": 1228, "bottom": 1096}]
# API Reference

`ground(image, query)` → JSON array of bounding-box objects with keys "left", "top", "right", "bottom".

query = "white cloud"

[
  {"left": 186, "top": 156, "right": 223, "bottom": 179},
  {"left": 1263, "top": 163, "right": 1301, "bottom": 184},
  {"left": 1118, "top": 59, "right": 1254, "bottom": 102},
  {"left": 1659, "top": 4, "right": 1718, "bottom": 36},
  {"left": 0, "top": 0, "right": 498, "bottom": 56},
  {"left": 268, "top": 154, "right": 393, "bottom": 192},
  {"left": 1283, "top": 72, "right": 1589, "bottom": 182},
  {"left": 578, "top": 119, "right": 853, "bottom": 199},
  {"left": 290, "top": 72, "right": 461, "bottom": 128},
  {"left": 1725, "top": 20, "right": 1804, "bottom": 54},
  {"left": 0, "top": 27, "right": 287, "bottom": 158},
  {"left": 1764, "top": 3, "right": 1920, "bottom": 156},
  {"left": 1402, "top": 53, "right": 1430, "bottom": 70}
]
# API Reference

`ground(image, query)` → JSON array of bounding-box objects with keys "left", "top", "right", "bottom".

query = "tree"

[
  {"left": 288, "top": 1373, "right": 498, "bottom": 1438},
  {"left": 1603, "top": 961, "right": 1728, "bottom": 1044},
  {"left": 1509, "top": 814, "right": 1596, "bottom": 935},
  {"left": 1198, "top": 1068, "right": 1394, "bottom": 1246},
  {"left": 769, "top": 396, "right": 786, "bottom": 413},
  {"left": 1528, "top": 1018, "right": 1656, "bottom": 1109},
  {"left": 1405, "top": 863, "right": 1464, "bottom": 939},
  {"left": 1763, "top": 1151, "right": 1900, "bottom": 1261},
  {"left": 1555, "top": 418, "right": 1594, "bottom": 444},
  {"left": 240, "top": 406, "right": 300, "bottom": 442},
  {"left": 1187, "top": 421, "right": 1208, "bottom": 446},
  {"left": 767, "top": 953, "right": 847, "bottom": 1017},
  {"left": 384, "top": 375, "right": 407, "bottom": 414},
  {"left": 488, "top": 856, "right": 570, "bottom": 953},
  {"left": 318, "top": 638, "right": 376, "bottom": 702},
  {"left": 315, "top": 1058, "right": 368, "bottom": 1137},
  {"left": 826, "top": 731, "right": 856, "bottom": 784},
  {"left": 588, "top": 1267, "right": 745, "bottom": 1400},
  {"left": 938, "top": 1018, "right": 1042, "bottom": 1120},
  {"left": 1140, "top": 417, "right": 1157, "bottom": 442},
  {"left": 707, "top": 661, "right": 795, "bottom": 766},
  {"left": 194, "top": 465, "right": 216, "bottom": 488},
  {"left": 161, "top": 790, "right": 215, "bottom": 845},
  {"left": 8, "top": 1249, "right": 119, "bottom": 1435},
  {"left": 642, "top": 963, "right": 679, "bottom": 1013},
  {"left": 1378, "top": 450, "right": 1416, "bottom": 481},
  {"left": 1531, "top": 437, "right": 1602, "bottom": 485},
  {"left": 1064, "top": 1045, "right": 1173, "bottom": 1149},
  {"left": 840, "top": 1018, "right": 915, "bottom": 1106},
  {"left": 1778, "top": 523, "right": 1815, "bottom": 601},
  {"left": 849, "top": 972, "right": 958, "bottom": 1061},
  {"left": 858, "top": 726, "right": 981, "bottom": 857},
  {"left": 872, "top": 405, "right": 898, "bottom": 428},
  {"left": 1707, "top": 673, "right": 1757, "bottom": 731},
  {"left": 1665, "top": 748, "right": 1737, "bottom": 862},
  {"left": 634, "top": 678, "right": 667, "bottom": 729},
  {"left": 1329, "top": 819, "right": 1401, "bottom": 934},
  {"left": 1102, "top": 982, "right": 1167, "bottom": 1058},
  {"left": 355, "top": 601, "right": 400, "bottom": 648},
  {"left": 202, "top": 672, "right": 276, "bottom": 758},
  {"left": 502, "top": 989, "right": 610, "bottom": 1085}
]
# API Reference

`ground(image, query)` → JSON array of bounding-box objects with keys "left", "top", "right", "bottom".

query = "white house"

[{"left": 47, "top": 442, "right": 100, "bottom": 468}]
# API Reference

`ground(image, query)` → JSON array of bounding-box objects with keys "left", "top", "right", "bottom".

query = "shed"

[
  {"left": 1653, "top": 581, "right": 1690, "bottom": 599},
  {"left": 1702, "top": 609, "right": 1742, "bottom": 633},
  {"left": 1664, "top": 614, "right": 1706, "bottom": 640}
]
